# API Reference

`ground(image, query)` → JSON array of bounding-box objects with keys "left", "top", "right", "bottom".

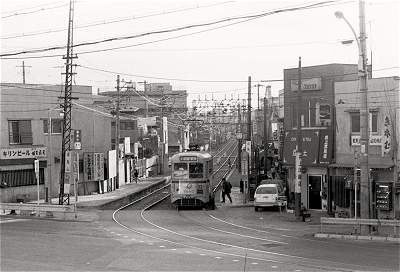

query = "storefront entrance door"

[{"left": 308, "top": 175, "right": 322, "bottom": 209}]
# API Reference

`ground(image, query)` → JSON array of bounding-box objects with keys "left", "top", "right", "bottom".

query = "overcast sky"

[{"left": 1, "top": 0, "right": 399, "bottom": 103}]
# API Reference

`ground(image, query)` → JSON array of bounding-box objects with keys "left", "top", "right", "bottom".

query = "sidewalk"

[{"left": 0, "top": 176, "right": 169, "bottom": 222}]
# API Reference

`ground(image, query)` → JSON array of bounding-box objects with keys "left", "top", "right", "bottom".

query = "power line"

[
  {"left": 1, "top": 1, "right": 66, "bottom": 14},
  {"left": 2, "top": 1, "right": 234, "bottom": 40},
  {"left": 0, "top": 1, "right": 339, "bottom": 58},
  {"left": 1, "top": 3, "right": 68, "bottom": 19}
]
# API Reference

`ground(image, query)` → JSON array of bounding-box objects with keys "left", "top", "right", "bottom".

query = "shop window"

[
  {"left": 43, "top": 119, "right": 63, "bottom": 134},
  {"left": 8, "top": 120, "right": 33, "bottom": 145},
  {"left": 0, "top": 168, "right": 44, "bottom": 187}
]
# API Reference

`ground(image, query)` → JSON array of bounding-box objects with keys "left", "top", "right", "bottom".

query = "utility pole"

[
  {"left": 237, "top": 104, "right": 242, "bottom": 171},
  {"left": 144, "top": 80, "right": 148, "bottom": 117},
  {"left": 357, "top": 0, "right": 371, "bottom": 229},
  {"left": 295, "top": 57, "right": 303, "bottom": 219},
  {"left": 16, "top": 61, "right": 31, "bottom": 84},
  {"left": 59, "top": 0, "right": 77, "bottom": 205},
  {"left": 247, "top": 76, "right": 252, "bottom": 142},
  {"left": 115, "top": 75, "right": 120, "bottom": 189},
  {"left": 264, "top": 97, "right": 268, "bottom": 176},
  {"left": 160, "top": 88, "right": 165, "bottom": 174}
]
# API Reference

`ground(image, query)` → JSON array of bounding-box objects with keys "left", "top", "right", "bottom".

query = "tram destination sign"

[{"left": 180, "top": 156, "right": 198, "bottom": 162}]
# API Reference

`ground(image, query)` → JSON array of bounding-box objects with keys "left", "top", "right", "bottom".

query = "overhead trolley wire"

[
  {"left": 0, "top": 1, "right": 340, "bottom": 58},
  {"left": 2, "top": 1, "right": 234, "bottom": 40}
]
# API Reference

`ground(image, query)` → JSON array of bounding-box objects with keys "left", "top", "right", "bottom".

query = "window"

[
  {"left": 317, "top": 104, "right": 331, "bottom": 127},
  {"left": 351, "top": 113, "right": 360, "bottom": 133},
  {"left": 350, "top": 112, "right": 378, "bottom": 133},
  {"left": 174, "top": 163, "right": 187, "bottom": 171},
  {"left": 189, "top": 163, "right": 203, "bottom": 178},
  {"left": 120, "top": 120, "right": 137, "bottom": 130},
  {"left": 8, "top": 120, "right": 33, "bottom": 145},
  {"left": 43, "top": 119, "right": 63, "bottom": 134}
]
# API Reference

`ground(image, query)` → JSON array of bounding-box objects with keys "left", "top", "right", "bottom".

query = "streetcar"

[{"left": 170, "top": 151, "right": 215, "bottom": 209}]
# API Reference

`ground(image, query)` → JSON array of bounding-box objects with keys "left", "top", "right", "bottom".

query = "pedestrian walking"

[
  {"left": 239, "top": 179, "right": 244, "bottom": 193},
  {"left": 221, "top": 177, "right": 232, "bottom": 203},
  {"left": 134, "top": 169, "right": 139, "bottom": 183}
]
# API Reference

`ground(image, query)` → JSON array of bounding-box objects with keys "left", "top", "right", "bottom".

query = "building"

[
  {"left": 0, "top": 83, "right": 112, "bottom": 202},
  {"left": 282, "top": 63, "right": 359, "bottom": 210},
  {"left": 332, "top": 76, "right": 399, "bottom": 219}
]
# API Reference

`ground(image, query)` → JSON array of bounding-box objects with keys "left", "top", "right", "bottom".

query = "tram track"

[{"left": 111, "top": 188, "right": 371, "bottom": 272}]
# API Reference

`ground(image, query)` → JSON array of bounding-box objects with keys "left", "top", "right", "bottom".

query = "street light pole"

[{"left": 335, "top": 0, "right": 370, "bottom": 227}]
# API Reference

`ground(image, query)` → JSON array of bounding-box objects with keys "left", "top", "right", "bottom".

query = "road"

[{"left": 1, "top": 206, "right": 399, "bottom": 271}]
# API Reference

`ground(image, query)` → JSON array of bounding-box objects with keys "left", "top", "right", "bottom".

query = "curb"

[
  {"left": 314, "top": 233, "right": 400, "bottom": 242},
  {"left": 85, "top": 177, "right": 169, "bottom": 210}
]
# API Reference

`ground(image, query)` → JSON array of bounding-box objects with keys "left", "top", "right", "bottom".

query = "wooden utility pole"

[
  {"left": 115, "top": 75, "right": 120, "bottom": 189},
  {"left": 237, "top": 104, "right": 242, "bottom": 171},
  {"left": 295, "top": 57, "right": 303, "bottom": 219},
  {"left": 247, "top": 76, "right": 252, "bottom": 142},
  {"left": 16, "top": 61, "right": 31, "bottom": 84}
]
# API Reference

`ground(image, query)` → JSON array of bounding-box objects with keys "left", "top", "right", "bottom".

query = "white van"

[{"left": 254, "top": 184, "right": 287, "bottom": 211}]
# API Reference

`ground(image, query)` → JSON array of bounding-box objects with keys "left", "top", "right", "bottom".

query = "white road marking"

[
  {"left": 159, "top": 245, "right": 165, "bottom": 248},
  {"left": 116, "top": 233, "right": 122, "bottom": 236},
  {"left": 215, "top": 256, "right": 222, "bottom": 259},
  {"left": 170, "top": 248, "right": 177, "bottom": 251},
  {"left": 233, "top": 259, "right": 239, "bottom": 262},
  {"left": 0, "top": 219, "right": 30, "bottom": 224},
  {"left": 271, "top": 265, "right": 278, "bottom": 268},
  {"left": 131, "top": 238, "right": 136, "bottom": 240},
  {"left": 251, "top": 262, "right": 258, "bottom": 265},
  {"left": 200, "top": 253, "right": 206, "bottom": 256},
  {"left": 209, "top": 214, "right": 291, "bottom": 231},
  {"left": 185, "top": 251, "right": 192, "bottom": 254},
  {"left": 110, "top": 231, "right": 115, "bottom": 234}
]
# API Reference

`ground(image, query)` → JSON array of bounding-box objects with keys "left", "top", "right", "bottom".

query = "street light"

[{"left": 335, "top": 1, "right": 371, "bottom": 228}]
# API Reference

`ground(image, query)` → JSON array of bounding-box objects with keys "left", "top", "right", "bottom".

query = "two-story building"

[
  {"left": 332, "top": 76, "right": 399, "bottom": 219},
  {"left": 282, "top": 63, "right": 359, "bottom": 210},
  {"left": 0, "top": 83, "right": 112, "bottom": 202}
]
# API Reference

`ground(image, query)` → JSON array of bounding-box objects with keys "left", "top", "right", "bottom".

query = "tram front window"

[
  {"left": 174, "top": 163, "right": 187, "bottom": 171},
  {"left": 189, "top": 163, "right": 203, "bottom": 178}
]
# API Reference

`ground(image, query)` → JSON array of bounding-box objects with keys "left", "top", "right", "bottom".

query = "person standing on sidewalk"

[
  {"left": 134, "top": 169, "right": 139, "bottom": 183},
  {"left": 221, "top": 178, "right": 232, "bottom": 203}
]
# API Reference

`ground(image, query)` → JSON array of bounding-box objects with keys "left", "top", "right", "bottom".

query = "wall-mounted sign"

[
  {"left": 382, "top": 116, "right": 392, "bottom": 155},
  {"left": 351, "top": 135, "right": 382, "bottom": 146},
  {"left": 290, "top": 77, "right": 322, "bottom": 91},
  {"left": 0, "top": 146, "right": 47, "bottom": 159}
]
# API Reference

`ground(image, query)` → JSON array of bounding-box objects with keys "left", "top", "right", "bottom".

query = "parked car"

[{"left": 254, "top": 183, "right": 287, "bottom": 211}]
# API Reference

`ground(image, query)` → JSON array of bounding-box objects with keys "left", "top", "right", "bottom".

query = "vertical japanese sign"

[
  {"left": 65, "top": 151, "right": 71, "bottom": 173},
  {"left": 84, "top": 152, "right": 104, "bottom": 182},
  {"left": 163, "top": 117, "right": 168, "bottom": 154},
  {"left": 295, "top": 152, "right": 301, "bottom": 193},
  {"left": 382, "top": 116, "right": 392, "bottom": 155}
]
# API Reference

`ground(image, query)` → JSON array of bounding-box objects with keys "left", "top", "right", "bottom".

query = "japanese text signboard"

[
  {"left": 84, "top": 152, "right": 104, "bottom": 182},
  {"left": 1, "top": 147, "right": 47, "bottom": 160}
]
